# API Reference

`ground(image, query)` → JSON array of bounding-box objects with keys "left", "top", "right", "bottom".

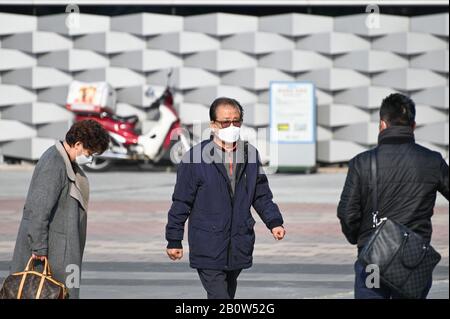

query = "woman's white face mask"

[
  {"left": 75, "top": 145, "right": 93, "bottom": 165},
  {"left": 217, "top": 125, "right": 241, "bottom": 144},
  {"left": 75, "top": 154, "right": 93, "bottom": 166}
]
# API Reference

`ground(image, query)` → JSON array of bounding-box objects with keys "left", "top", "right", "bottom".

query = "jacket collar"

[
  {"left": 203, "top": 139, "right": 248, "bottom": 187},
  {"left": 378, "top": 126, "right": 415, "bottom": 146},
  {"left": 55, "top": 141, "right": 90, "bottom": 211}
]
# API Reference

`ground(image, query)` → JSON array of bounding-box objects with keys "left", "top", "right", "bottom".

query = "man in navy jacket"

[{"left": 165, "top": 97, "right": 286, "bottom": 299}]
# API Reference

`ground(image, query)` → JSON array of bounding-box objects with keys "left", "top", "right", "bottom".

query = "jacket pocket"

[
  {"left": 236, "top": 216, "right": 256, "bottom": 259},
  {"left": 238, "top": 216, "right": 256, "bottom": 235},
  {"left": 190, "top": 218, "right": 228, "bottom": 259}
]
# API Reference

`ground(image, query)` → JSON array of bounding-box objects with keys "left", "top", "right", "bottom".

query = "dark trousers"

[
  {"left": 354, "top": 260, "right": 432, "bottom": 299},
  {"left": 197, "top": 269, "right": 242, "bottom": 299}
]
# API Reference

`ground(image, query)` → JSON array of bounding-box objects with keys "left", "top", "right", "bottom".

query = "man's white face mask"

[{"left": 217, "top": 125, "right": 241, "bottom": 144}]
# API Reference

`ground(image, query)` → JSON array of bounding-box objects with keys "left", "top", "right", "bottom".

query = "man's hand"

[
  {"left": 31, "top": 253, "right": 47, "bottom": 262},
  {"left": 271, "top": 226, "right": 286, "bottom": 241},
  {"left": 166, "top": 249, "right": 183, "bottom": 261}
]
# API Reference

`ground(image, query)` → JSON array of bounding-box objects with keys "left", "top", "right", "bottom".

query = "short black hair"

[
  {"left": 209, "top": 97, "right": 244, "bottom": 122},
  {"left": 380, "top": 93, "right": 416, "bottom": 127},
  {"left": 66, "top": 120, "right": 110, "bottom": 154}
]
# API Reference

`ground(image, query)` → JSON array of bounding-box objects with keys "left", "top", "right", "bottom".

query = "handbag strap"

[
  {"left": 370, "top": 148, "right": 381, "bottom": 228},
  {"left": 24, "top": 256, "right": 51, "bottom": 276}
]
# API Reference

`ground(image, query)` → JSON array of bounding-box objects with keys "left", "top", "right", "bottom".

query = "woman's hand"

[{"left": 31, "top": 253, "right": 47, "bottom": 261}]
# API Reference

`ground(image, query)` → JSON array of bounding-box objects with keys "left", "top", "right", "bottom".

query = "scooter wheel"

[{"left": 83, "top": 157, "right": 113, "bottom": 172}]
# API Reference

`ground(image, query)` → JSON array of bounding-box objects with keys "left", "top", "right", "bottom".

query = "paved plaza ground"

[{"left": 0, "top": 164, "right": 448, "bottom": 299}]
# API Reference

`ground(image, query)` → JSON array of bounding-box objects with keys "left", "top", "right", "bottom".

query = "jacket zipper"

[{"left": 226, "top": 181, "right": 234, "bottom": 269}]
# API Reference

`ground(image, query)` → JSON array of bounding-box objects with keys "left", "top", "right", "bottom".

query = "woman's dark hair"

[
  {"left": 65, "top": 120, "right": 110, "bottom": 154},
  {"left": 380, "top": 93, "right": 416, "bottom": 127},
  {"left": 209, "top": 97, "right": 244, "bottom": 121}
]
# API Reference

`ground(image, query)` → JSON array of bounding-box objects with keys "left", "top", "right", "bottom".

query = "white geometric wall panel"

[
  {"left": 296, "top": 32, "right": 370, "bottom": 55},
  {"left": 0, "top": 49, "right": 36, "bottom": 71},
  {"left": 0, "top": 13, "right": 36, "bottom": 35},
  {"left": 177, "top": 103, "right": 210, "bottom": 125},
  {"left": 297, "top": 69, "right": 370, "bottom": 91},
  {"left": 410, "top": 13, "right": 449, "bottom": 37},
  {"left": 221, "top": 32, "right": 295, "bottom": 54},
  {"left": 0, "top": 11, "right": 448, "bottom": 164},
  {"left": 334, "top": 87, "right": 399, "bottom": 110},
  {"left": 242, "top": 103, "right": 269, "bottom": 127},
  {"left": 1, "top": 137, "right": 55, "bottom": 161},
  {"left": 38, "top": 49, "right": 109, "bottom": 71},
  {"left": 2, "top": 103, "right": 72, "bottom": 125},
  {"left": 259, "top": 13, "right": 333, "bottom": 36},
  {"left": 111, "top": 13, "right": 183, "bottom": 36},
  {"left": 38, "top": 13, "right": 110, "bottom": 36},
  {"left": 147, "top": 67, "right": 220, "bottom": 90},
  {"left": 0, "top": 120, "right": 37, "bottom": 142},
  {"left": 2, "top": 67, "right": 72, "bottom": 89},
  {"left": 37, "top": 86, "right": 70, "bottom": 105},
  {"left": 372, "top": 33, "right": 447, "bottom": 55},
  {"left": 259, "top": 50, "right": 332, "bottom": 72},
  {"left": 74, "top": 32, "right": 145, "bottom": 54},
  {"left": 334, "top": 14, "right": 409, "bottom": 36},
  {"left": 147, "top": 32, "right": 220, "bottom": 54},
  {"left": 317, "top": 140, "right": 368, "bottom": 163},
  {"left": 74, "top": 67, "right": 145, "bottom": 88},
  {"left": 410, "top": 50, "right": 449, "bottom": 73},
  {"left": 415, "top": 122, "right": 449, "bottom": 146},
  {"left": 0, "top": 85, "right": 36, "bottom": 107},
  {"left": 222, "top": 68, "right": 294, "bottom": 91},
  {"left": 372, "top": 69, "right": 447, "bottom": 91},
  {"left": 184, "top": 13, "right": 258, "bottom": 36},
  {"left": 334, "top": 122, "right": 380, "bottom": 146},
  {"left": 318, "top": 104, "right": 370, "bottom": 127},
  {"left": 333, "top": 51, "right": 408, "bottom": 73},
  {"left": 184, "top": 50, "right": 257, "bottom": 72},
  {"left": 2, "top": 32, "right": 72, "bottom": 53},
  {"left": 183, "top": 86, "right": 257, "bottom": 106},
  {"left": 111, "top": 50, "right": 182, "bottom": 72},
  {"left": 412, "top": 87, "right": 449, "bottom": 110},
  {"left": 117, "top": 85, "right": 166, "bottom": 107}
]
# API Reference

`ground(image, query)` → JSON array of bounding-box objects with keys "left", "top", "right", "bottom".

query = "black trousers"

[{"left": 197, "top": 269, "right": 242, "bottom": 299}]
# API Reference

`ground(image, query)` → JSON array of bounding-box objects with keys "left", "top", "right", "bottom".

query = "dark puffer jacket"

[
  {"left": 338, "top": 126, "right": 449, "bottom": 248},
  {"left": 166, "top": 139, "right": 284, "bottom": 270}
]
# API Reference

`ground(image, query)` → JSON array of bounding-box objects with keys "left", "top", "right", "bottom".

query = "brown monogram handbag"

[{"left": 0, "top": 257, "right": 68, "bottom": 299}]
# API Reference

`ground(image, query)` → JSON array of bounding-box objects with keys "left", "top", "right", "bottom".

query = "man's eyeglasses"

[{"left": 214, "top": 120, "right": 243, "bottom": 128}]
